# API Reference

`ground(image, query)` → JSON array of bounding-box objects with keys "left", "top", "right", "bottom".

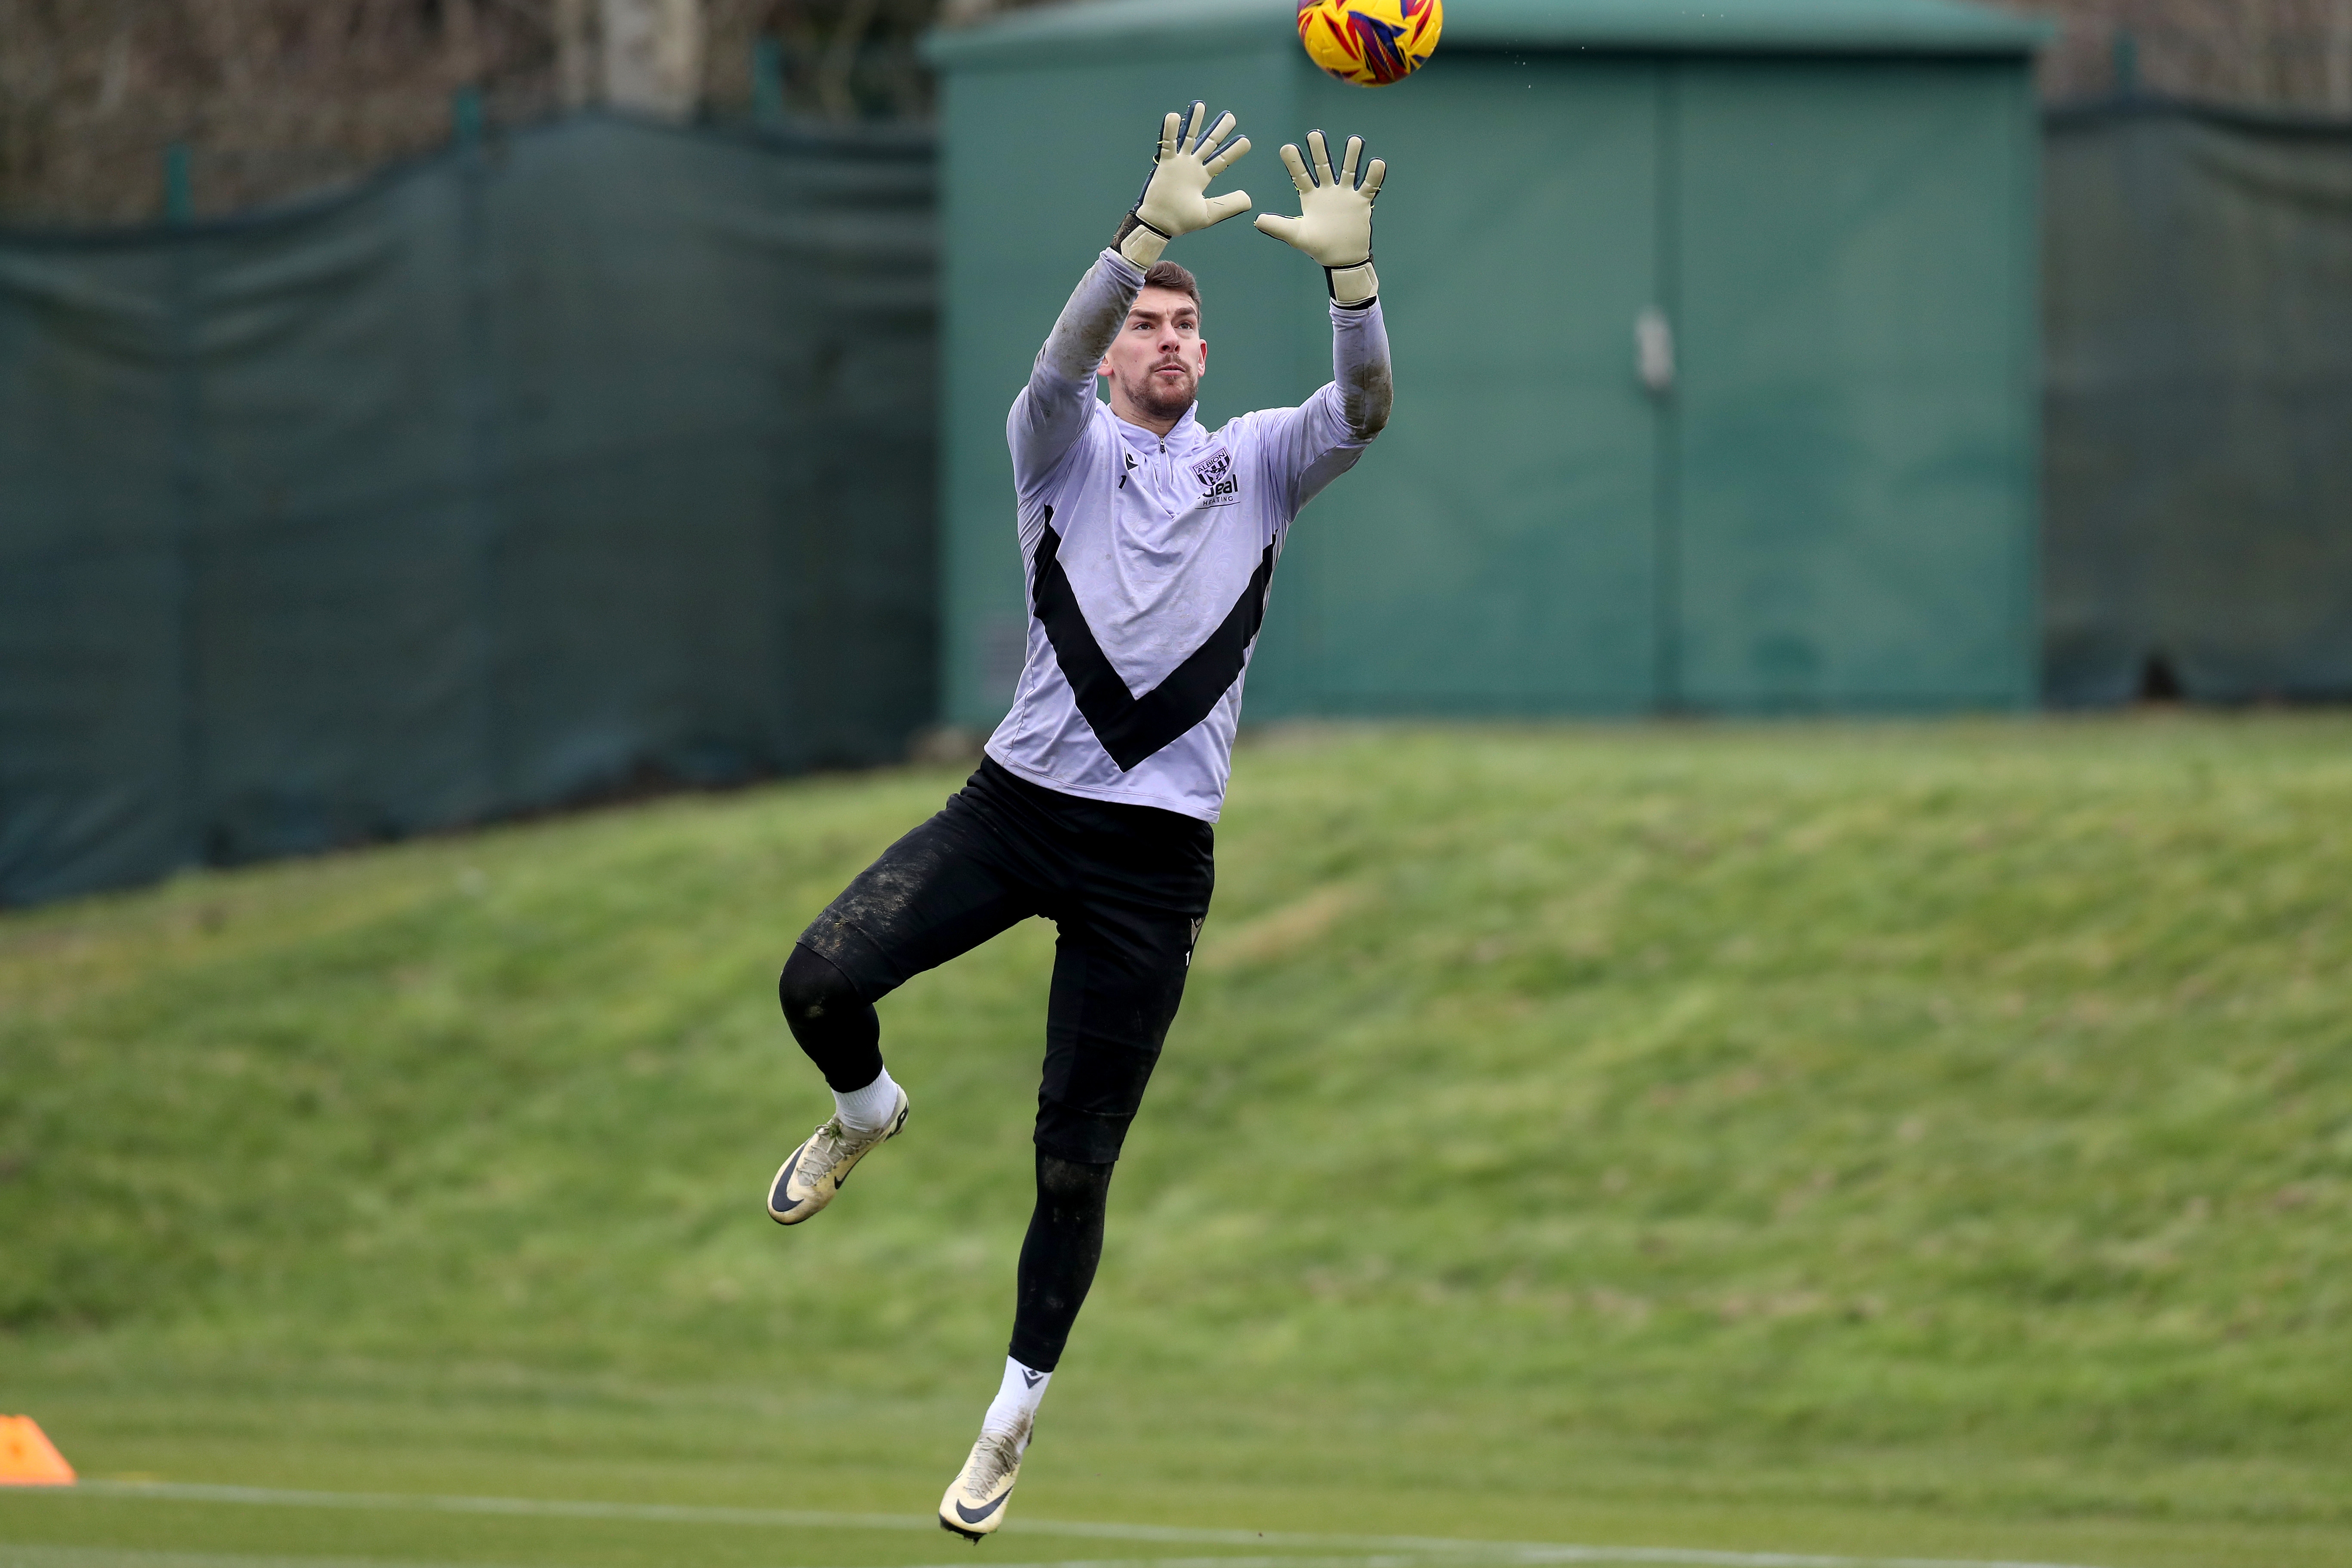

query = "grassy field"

[{"left": 3, "top": 717, "right": 2349, "bottom": 1568}]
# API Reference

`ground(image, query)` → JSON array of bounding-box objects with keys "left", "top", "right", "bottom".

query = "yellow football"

[{"left": 1296, "top": 0, "right": 1442, "bottom": 88}]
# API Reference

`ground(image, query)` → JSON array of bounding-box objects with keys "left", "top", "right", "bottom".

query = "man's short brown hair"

[{"left": 1143, "top": 260, "right": 1200, "bottom": 313}]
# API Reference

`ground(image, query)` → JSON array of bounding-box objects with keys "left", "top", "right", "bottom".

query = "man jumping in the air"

[{"left": 766, "top": 101, "right": 1393, "bottom": 1539}]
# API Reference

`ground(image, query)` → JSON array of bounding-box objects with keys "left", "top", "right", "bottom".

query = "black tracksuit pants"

[{"left": 780, "top": 757, "right": 1212, "bottom": 1369}]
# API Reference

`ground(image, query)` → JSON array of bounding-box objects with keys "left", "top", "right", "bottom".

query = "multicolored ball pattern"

[{"left": 1295, "top": 0, "right": 1442, "bottom": 88}]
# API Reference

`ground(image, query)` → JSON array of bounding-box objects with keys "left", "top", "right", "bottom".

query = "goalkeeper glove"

[
  {"left": 1252, "top": 130, "right": 1384, "bottom": 306},
  {"left": 1112, "top": 101, "right": 1253, "bottom": 268}
]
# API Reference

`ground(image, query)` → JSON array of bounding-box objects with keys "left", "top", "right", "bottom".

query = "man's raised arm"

[
  {"left": 1252, "top": 131, "right": 1395, "bottom": 511},
  {"left": 1008, "top": 102, "right": 1253, "bottom": 495}
]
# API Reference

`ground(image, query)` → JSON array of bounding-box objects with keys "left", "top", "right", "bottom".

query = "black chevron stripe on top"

[{"left": 1030, "top": 507, "right": 1277, "bottom": 771}]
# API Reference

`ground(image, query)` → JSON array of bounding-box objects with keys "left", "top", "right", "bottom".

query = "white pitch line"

[
  {"left": 38, "top": 1480, "right": 2110, "bottom": 1568},
  {"left": 0, "top": 1547, "right": 523, "bottom": 1568},
  {"left": 65, "top": 1481, "right": 925, "bottom": 1533}
]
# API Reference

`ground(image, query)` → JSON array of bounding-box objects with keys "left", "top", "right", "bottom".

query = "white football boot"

[
  {"left": 766, "top": 1086, "right": 909, "bottom": 1225},
  {"left": 938, "top": 1426, "right": 1026, "bottom": 1539}
]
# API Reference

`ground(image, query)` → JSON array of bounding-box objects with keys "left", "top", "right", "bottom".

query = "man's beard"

[{"left": 1124, "top": 364, "right": 1196, "bottom": 421}]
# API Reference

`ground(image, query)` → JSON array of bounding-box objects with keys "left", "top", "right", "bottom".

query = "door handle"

[{"left": 1635, "top": 306, "right": 1675, "bottom": 395}]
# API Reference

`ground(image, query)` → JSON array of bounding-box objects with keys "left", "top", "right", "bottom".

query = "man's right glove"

[
  {"left": 1112, "top": 101, "right": 1253, "bottom": 268},
  {"left": 1252, "top": 130, "right": 1385, "bottom": 306}
]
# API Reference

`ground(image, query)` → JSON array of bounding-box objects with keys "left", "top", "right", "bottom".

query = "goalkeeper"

[{"left": 765, "top": 101, "right": 1393, "bottom": 1538}]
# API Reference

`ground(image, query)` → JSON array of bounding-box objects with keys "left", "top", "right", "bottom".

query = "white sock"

[
  {"left": 833, "top": 1067, "right": 901, "bottom": 1133},
  {"left": 979, "top": 1356, "right": 1051, "bottom": 1448}
]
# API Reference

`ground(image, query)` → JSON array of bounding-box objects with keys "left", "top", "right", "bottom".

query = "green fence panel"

[
  {"left": 0, "top": 238, "right": 192, "bottom": 895},
  {"left": 177, "top": 155, "right": 486, "bottom": 858},
  {"left": 2043, "top": 104, "right": 2352, "bottom": 703},
  {"left": 0, "top": 114, "right": 936, "bottom": 906}
]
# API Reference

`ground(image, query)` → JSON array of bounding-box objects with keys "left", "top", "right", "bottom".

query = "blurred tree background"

[
  {"left": 2020, "top": 0, "right": 2352, "bottom": 107},
  {"left": 0, "top": 0, "right": 993, "bottom": 224},
  {"left": 0, "top": 0, "right": 2346, "bottom": 226}
]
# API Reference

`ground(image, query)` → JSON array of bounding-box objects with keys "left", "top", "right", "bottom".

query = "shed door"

[
  {"left": 1670, "top": 60, "right": 2034, "bottom": 707},
  {"left": 1292, "top": 56, "right": 1665, "bottom": 713}
]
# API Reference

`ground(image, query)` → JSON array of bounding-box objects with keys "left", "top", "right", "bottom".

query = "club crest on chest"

[{"left": 1191, "top": 447, "right": 1240, "bottom": 507}]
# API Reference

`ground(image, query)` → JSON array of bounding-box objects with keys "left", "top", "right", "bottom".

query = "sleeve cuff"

[{"left": 1325, "top": 260, "right": 1378, "bottom": 307}]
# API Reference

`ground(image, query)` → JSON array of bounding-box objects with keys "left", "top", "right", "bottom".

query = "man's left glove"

[
  {"left": 1113, "top": 101, "right": 1253, "bottom": 268},
  {"left": 1252, "top": 130, "right": 1385, "bottom": 306}
]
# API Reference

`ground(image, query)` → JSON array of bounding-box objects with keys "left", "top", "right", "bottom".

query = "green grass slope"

[{"left": 4, "top": 719, "right": 2350, "bottom": 1567}]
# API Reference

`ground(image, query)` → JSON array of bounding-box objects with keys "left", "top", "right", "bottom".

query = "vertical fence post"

[
  {"left": 163, "top": 141, "right": 206, "bottom": 864},
  {"left": 163, "top": 141, "right": 193, "bottom": 224},
  {"left": 453, "top": 85, "right": 502, "bottom": 814},
  {"left": 2111, "top": 28, "right": 2138, "bottom": 99},
  {"left": 1651, "top": 61, "right": 1683, "bottom": 714},
  {"left": 453, "top": 85, "right": 486, "bottom": 151},
  {"left": 753, "top": 37, "right": 788, "bottom": 129}
]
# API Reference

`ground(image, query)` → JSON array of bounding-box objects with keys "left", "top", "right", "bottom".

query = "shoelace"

[
  {"left": 802, "top": 1118, "right": 857, "bottom": 1170},
  {"left": 805, "top": 1113, "right": 891, "bottom": 1170},
  {"left": 963, "top": 1433, "right": 1022, "bottom": 1494}
]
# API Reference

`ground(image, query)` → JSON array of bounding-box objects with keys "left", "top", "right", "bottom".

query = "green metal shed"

[{"left": 924, "top": 0, "right": 2047, "bottom": 723}]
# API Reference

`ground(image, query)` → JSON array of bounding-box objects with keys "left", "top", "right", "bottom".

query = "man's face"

[{"left": 1099, "top": 286, "right": 1207, "bottom": 425}]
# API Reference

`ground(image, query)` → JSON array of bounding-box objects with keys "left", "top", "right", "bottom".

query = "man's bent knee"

[
  {"left": 779, "top": 942, "right": 861, "bottom": 1029},
  {"left": 780, "top": 944, "right": 884, "bottom": 1092}
]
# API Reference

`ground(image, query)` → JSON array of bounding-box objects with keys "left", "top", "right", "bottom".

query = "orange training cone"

[{"left": 0, "top": 1416, "right": 76, "bottom": 1485}]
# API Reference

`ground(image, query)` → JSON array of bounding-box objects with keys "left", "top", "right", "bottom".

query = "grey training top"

[{"left": 984, "top": 248, "right": 1393, "bottom": 821}]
